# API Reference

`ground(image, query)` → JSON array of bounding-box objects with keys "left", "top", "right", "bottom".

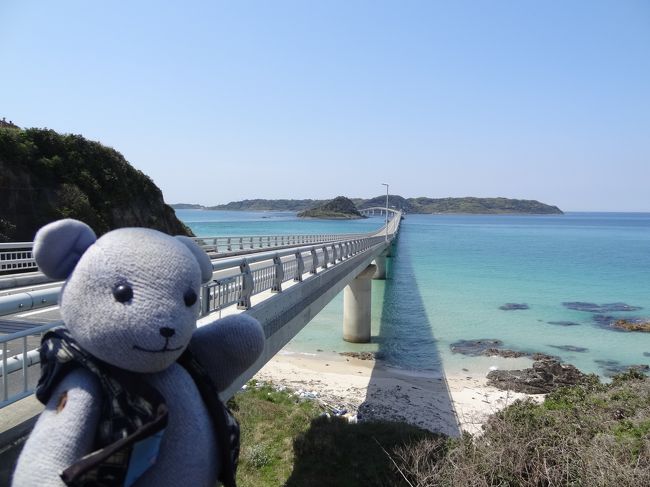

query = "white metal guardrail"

[
  {"left": 201, "top": 234, "right": 391, "bottom": 314},
  {"left": 0, "top": 233, "right": 368, "bottom": 314},
  {"left": 0, "top": 233, "right": 367, "bottom": 276},
  {"left": 0, "top": 212, "right": 401, "bottom": 408},
  {"left": 0, "top": 324, "right": 54, "bottom": 408},
  {"left": 194, "top": 233, "right": 367, "bottom": 254},
  {"left": 0, "top": 242, "right": 38, "bottom": 273}
]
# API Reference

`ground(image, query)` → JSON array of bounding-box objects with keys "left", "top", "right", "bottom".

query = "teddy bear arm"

[
  {"left": 12, "top": 368, "right": 102, "bottom": 487},
  {"left": 190, "top": 314, "right": 265, "bottom": 392}
]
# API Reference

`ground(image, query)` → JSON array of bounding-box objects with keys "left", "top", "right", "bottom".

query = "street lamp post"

[{"left": 381, "top": 183, "right": 389, "bottom": 241}]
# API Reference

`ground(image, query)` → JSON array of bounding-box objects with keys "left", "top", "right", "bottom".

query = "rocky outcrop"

[
  {"left": 612, "top": 319, "right": 650, "bottom": 332},
  {"left": 487, "top": 359, "right": 587, "bottom": 394},
  {"left": 0, "top": 127, "right": 191, "bottom": 241},
  {"left": 449, "top": 339, "right": 555, "bottom": 360}
]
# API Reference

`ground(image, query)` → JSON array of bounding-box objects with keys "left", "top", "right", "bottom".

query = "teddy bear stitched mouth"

[{"left": 133, "top": 340, "right": 184, "bottom": 353}]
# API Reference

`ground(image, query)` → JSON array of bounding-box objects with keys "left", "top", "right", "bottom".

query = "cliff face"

[{"left": 0, "top": 127, "right": 192, "bottom": 242}]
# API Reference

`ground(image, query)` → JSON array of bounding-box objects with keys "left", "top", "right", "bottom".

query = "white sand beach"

[{"left": 252, "top": 349, "right": 542, "bottom": 436}]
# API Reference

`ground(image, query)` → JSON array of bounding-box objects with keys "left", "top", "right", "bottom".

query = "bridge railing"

[
  {"left": 0, "top": 324, "right": 52, "bottom": 408},
  {"left": 0, "top": 233, "right": 368, "bottom": 277},
  {"left": 0, "top": 212, "right": 401, "bottom": 408},
  {"left": 200, "top": 234, "right": 391, "bottom": 315},
  {"left": 194, "top": 233, "right": 367, "bottom": 254},
  {"left": 359, "top": 207, "right": 402, "bottom": 216},
  {"left": 0, "top": 243, "right": 38, "bottom": 274}
]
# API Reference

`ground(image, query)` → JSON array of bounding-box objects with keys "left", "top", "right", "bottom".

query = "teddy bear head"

[{"left": 33, "top": 219, "right": 213, "bottom": 373}]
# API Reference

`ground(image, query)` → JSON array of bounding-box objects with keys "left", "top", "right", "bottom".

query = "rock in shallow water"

[
  {"left": 486, "top": 359, "right": 587, "bottom": 394},
  {"left": 483, "top": 348, "right": 528, "bottom": 358},
  {"left": 450, "top": 339, "right": 503, "bottom": 356},
  {"left": 450, "top": 339, "right": 556, "bottom": 360},
  {"left": 594, "top": 359, "right": 649, "bottom": 377},
  {"left": 612, "top": 319, "right": 650, "bottom": 332},
  {"left": 499, "top": 303, "right": 530, "bottom": 311},
  {"left": 562, "top": 302, "right": 642, "bottom": 312},
  {"left": 549, "top": 345, "right": 589, "bottom": 353},
  {"left": 547, "top": 321, "right": 581, "bottom": 327},
  {"left": 591, "top": 315, "right": 650, "bottom": 332}
]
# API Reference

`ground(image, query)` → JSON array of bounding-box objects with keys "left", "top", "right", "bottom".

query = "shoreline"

[{"left": 252, "top": 348, "right": 542, "bottom": 436}]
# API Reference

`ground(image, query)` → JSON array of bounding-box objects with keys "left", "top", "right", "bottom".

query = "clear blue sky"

[{"left": 1, "top": 1, "right": 648, "bottom": 211}]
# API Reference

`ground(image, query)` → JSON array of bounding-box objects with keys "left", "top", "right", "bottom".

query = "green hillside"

[
  {"left": 175, "top": 196, "right": 563, "bottom": 215},
  {"left": 297, "top": 196, "right": 365, "bottom": 219},
  {"left": 0, "top": 127, "right": 191, "bottom": 241}
]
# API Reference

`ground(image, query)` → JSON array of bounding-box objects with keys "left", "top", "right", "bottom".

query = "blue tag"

[{"left": 124, "top": 429, "right": 165, "bottom": 487}]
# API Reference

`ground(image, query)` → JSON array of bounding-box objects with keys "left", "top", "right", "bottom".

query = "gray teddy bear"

[{"left": 12, "top": 219, "right": 265, "bottom": 487}]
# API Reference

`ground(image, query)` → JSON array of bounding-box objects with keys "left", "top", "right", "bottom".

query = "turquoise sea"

[{"left": 177, "top": 210, "right": 650, "bottom": 378}]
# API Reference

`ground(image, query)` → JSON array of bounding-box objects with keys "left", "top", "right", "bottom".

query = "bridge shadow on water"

[
  {"left": 285, "top": 232, "right": 459, "bottom": 486},
  {"left": 358, "top": 233, "right": 460, "bottom": 437}
]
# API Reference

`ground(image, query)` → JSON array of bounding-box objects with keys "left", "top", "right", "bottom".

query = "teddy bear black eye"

[
  {"left": 184, "top": 289, "right": 197, "bottom": 307},
  {"left": 113, "top": 284, "right": 133, "bottom": 303}
]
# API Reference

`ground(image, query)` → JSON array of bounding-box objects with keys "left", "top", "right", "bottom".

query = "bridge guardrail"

[
  {"left": 194, "top": 233, "right": 367, "bottom": 254},
  {"left": 0, "top": 242, "right": 38, "bottom": 274},
  {"left": 0, "top": 211, "right": 401, "bottom": 408},
  {"left": 0, "top": 324, "right": 54, "bottom": 408},
  {"left": 200, "top": 234, "right": 391, "bottom": 315},
  {"left": 0, "top": 233, "right": 368, "bottom": 277}
]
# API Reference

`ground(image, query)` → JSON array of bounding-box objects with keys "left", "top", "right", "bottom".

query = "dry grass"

[{"left": 394, "top": 371, "right": 650, "bottom": 486}]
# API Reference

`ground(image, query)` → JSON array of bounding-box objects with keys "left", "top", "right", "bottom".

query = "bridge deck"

[{"left": 0, "top": 211, "right": 402, "bottom": 469}]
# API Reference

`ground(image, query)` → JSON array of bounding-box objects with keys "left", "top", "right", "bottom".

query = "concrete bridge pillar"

[
  {"left": 372, "top": 252, "right": 387, "bottom": 279},
  {"left": 386, "top": 243, "right": 393, "bottom": 258},
  {"left": 343, "top": 264, "right": 376, "bottom": 343}
]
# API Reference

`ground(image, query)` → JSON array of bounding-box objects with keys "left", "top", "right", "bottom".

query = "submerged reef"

[
  {"left": 562, "top": 302, "right": 642, "bottom": 313},
  {"left": 499, "top": 303, "right": 530, "bottom": 311}
]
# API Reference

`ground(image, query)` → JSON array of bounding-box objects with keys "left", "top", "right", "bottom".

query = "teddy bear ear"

[
  {"left": 33, "top": 219, "right": 97, "bottom": 279},
  {"left": 175, "top": 236, "right": 213, "bottom": 283}
]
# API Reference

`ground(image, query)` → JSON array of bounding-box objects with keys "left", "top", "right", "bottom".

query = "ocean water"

[{"left": 178, "top": 210, "right": 650, "bottom": 377}]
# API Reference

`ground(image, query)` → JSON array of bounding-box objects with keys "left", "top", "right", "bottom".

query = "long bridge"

[{"left": 0, "top": 210, "right": 402, "bottom": 417}]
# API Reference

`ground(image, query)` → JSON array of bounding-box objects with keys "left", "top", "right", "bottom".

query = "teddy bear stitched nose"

[{"left": 159, "top": 327, "right": 176, "bottom": 338}]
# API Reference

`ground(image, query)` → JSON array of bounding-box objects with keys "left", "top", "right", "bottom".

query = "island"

[
  {"left": 297, "top": 196, "right": 366, "bottom": 219},
  {"left": 0, "top": 125, "right": 192, "bottom": 241},
  {"left": 174, "top": 196, "right": 563, "bottom": 215}
]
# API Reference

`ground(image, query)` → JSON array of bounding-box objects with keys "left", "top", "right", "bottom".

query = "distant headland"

[{"left": 173, "top": 196, "right": 563, "bottom": 215}]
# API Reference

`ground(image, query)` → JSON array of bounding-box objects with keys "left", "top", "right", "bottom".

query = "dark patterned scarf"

[{"left": 37, "top": 327, "right": 239, "bottom": 487}]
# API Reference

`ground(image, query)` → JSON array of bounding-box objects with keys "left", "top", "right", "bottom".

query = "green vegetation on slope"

[
  {"left": 209, "top": 199, "right": 324, "bottom": 212},
  {"left": 233, "top": 372, "right": 649, "bottom": 486},
  {"left": 174, "top": 195, "right": 563, "bottom": 215},
  {"left": 229, "top": 382, "right": 436, "bottom": 487},
  {"left": 0, "top": 127, "right": 191, "bottom": 241},
  {"left": 405, "top": 196, "right": 562, "bottom": 214},
  {"left": 398, "top": 370, "right": 650, "bottom": 486},
  {"left": 297, "top": 196, "right": 365, "bottom": 219}
]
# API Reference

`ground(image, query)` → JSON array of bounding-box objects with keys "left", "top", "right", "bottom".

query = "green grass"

[
  {"left": 229, "top": 381, "right": 441, "bottom": 487},
  {"left": 231, "top": 373, "right": 650, "bottom": 486},
  {"left": 228, "top": 382, "right": 324, "bottom": 486}
]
